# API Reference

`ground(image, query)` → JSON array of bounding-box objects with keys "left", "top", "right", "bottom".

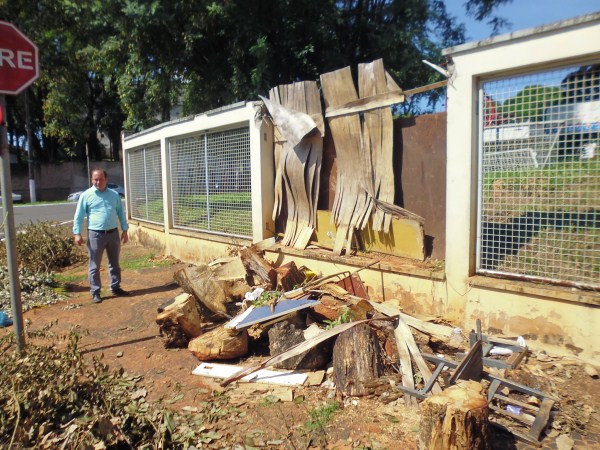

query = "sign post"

[{"left": 0, "top": 21, "right": 40, "bottom": 352}]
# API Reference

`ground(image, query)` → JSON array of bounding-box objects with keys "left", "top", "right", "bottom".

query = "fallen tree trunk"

[
  {"left": 418, "top": 380, "right": 490, "bottom": 450},
  {"left": 332, "top": 323, "right": 382, "bottom": 397}
]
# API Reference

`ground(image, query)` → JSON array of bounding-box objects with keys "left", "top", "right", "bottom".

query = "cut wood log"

[
  {"left": 332, "top": 323, "right": 383, "bottom": 397},
  {"left": 174, "top": 265, "right": 229, "bottom": 315},
  {"left": 188, "top": 326, "right": 249, "bottom": 361},
  {"left": 156, "top": 292, "right": 207, "bottom": 336},
  {"left": 239, "top": 247, "right": 276, "bottom": 288},
  {"left": 314, "top": 296, "right": 372, "bottom": 322},
  {"left": 220, "top": 319, "right": 374, "bottom": 387},
  {"left": 418, "top": 380, "right": 491, "bottom": 450},
  {"left": 213, "top": 257, "right": 247, "bottom": 281},
  {"left": 274, "top": 261, "right": 305, "bottom": 292},
  {"left": 268, "top": 320, "right": 330, "bottom": 370}
]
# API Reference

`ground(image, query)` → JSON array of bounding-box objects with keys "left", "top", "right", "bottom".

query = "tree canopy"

[{"left": 0, "top": 0, "right": 511, "bottom": 162}]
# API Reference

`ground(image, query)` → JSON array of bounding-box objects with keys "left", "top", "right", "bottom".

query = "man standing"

[{"left": 73, "top": 168, "right": 130, "bottom": 304}]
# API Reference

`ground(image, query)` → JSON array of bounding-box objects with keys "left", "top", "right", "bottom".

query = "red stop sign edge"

[{"left": 0, "top": 20, "right": 40, "bottom": 96}]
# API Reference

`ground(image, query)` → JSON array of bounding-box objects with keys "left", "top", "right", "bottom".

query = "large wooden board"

[
  {"left": 312, "top": 209, "right": 425, "bottom": 261},
  {"left": 268, "top": 81, "right": 323, "bottom": 249},
  {"left": 321, "top": 59, "right": 404, "bottom": 254}
]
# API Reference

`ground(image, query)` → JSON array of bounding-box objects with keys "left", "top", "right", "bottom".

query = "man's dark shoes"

[
  {"left": 92, "top": 294, "right": 102, "bottom": 304},
  {"left": 111, "top": 287, "right": 131, "bottom": 297}
]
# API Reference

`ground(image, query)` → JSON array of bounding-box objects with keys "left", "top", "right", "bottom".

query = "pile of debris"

[{"left": 155, "top": 242, "right": 577, "bottom": 447}]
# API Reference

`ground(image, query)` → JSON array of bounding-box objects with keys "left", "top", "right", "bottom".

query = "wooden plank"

[
  {"left": 324, "top": 80, "right": 448, "bottom": 119},
  {"left": 393, "top": 323, "right": 418, "bottom": 405},
  {"left": 221, "top": 319, "right": 373, "bottom": 386},
  {"left": 325, "top": 90, "right": 405, "bottom": 118},
  {"left": 395, "top": 314, "right": 442, "bottom": 394},
  {"left": 268, "top": 81, "right": 323, "bottom": 249},
  {"left": 192, "top": 362, "right": 308, "bottom": 386},
  {"left": 359, "top": 60, "right": 395, "bottom": 232},
  {"left": 321, "top": 66, "right": 373, "bottom": 255},
  {"left": 311, "top": 210, "right": 425, "bottom": 260},
  {"left": 370, "top": 301, "right": 454, "bottom": 342}
]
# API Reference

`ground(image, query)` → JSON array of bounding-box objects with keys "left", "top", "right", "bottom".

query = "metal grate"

[
  {"left": 127, "top": 144, "right": 164, "bottom": 224},
  {"left": 477, "top": 63, "right": 600, "bottom": 289},
  {"left": 169, "top": 127, "right": 252, "bottom": 238}
]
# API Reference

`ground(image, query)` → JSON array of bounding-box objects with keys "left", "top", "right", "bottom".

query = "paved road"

[{"left": 0, "top": 201, "right": 85, "bottom": 240}]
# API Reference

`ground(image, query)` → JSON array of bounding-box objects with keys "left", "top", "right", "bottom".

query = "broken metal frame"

[
  {"left": 396, "top": 352, "right": 554, "bottom": 445},
  {"left": 456, "top": 332, "right": 528, "bottom": 370},
  {"left": 486, "top": 374, "right": 557, "bottom": 444}
]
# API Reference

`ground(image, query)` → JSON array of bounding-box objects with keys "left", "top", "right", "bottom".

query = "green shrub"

[{"left": 0, "top": 221, "right": 84, "bottom": 274}]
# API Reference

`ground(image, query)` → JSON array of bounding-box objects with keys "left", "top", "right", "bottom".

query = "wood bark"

[
  {"left": 332, "top": 323, "right": 382, "bottom": 397},
  {"left": 239, "top": 247, "right": 276, "bottom": 288},
  {"left": 173, "top": 265, "right": 229, "bottom": 315},
  {"left": 268, "top": 320, "right": 330, "bottom": 370},
  {"left": 418, "top": 380, "right": 491, "bottom": 450},
  {"left": 188, "top": 326, "right": 249, "bottom": 361},
  {"left": 156, "top": 293, "right": 213, "bottom": 348},
  {"left": 274, "top": 261, "right": 305, "bottom": 292}
]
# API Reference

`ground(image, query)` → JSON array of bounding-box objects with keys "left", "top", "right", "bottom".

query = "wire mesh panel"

[
  {"left": 477, "top": 63, "right": 600, "bottom": 288},
  {"left": 169, "top": 127, "right": 252, "bottom": 238},
  {"left": 127, "top": 144, "right": 164, "bottom": 224}
]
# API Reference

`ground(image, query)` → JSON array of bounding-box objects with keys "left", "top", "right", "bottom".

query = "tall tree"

[{"left": 0, "top": 0, "right": 512, "bottom": 161}]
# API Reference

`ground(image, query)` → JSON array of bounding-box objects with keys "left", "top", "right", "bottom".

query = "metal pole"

[
  {"left": 25, "top": 89, "right": 36, "bottom": 202},
  {"left": 86, "top": 143, "right": 90, "bottom": 183},
  {"left": 0, "top": 94, "right": 25, "bottom": 352}
]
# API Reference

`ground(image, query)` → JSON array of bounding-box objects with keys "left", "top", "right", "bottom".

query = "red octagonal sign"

[{"left": 0, "top": 21, "right": 39, "bottom": 95}]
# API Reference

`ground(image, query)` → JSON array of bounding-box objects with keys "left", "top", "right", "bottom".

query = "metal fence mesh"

[
  {"left": 477, "top": 63, "right": 600, "bottom": 288},
  {"left": 169, "top": 127, "right": 252, "bottom": 237},
  {"left": 127, "top": 144, "right": 164, "bottom": 224}
]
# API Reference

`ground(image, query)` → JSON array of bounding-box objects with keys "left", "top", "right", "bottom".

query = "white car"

[
  {"left": 68, "top": 183, "right": 125, "bottom": 202},
  {"left": 0, "top": 192, "right": 22, "bottom": 203}
]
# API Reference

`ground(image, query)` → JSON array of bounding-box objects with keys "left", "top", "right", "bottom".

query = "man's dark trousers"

[{"left": 87, "top": 229, "right": 121, "bottom": 295}]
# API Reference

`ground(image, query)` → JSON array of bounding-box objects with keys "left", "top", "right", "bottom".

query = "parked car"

[
  {"left": 67, "top": 183, "right": 125, "bottom": 202},
  {"left": 0, "top": 192, "right": 22, "bottom": 203}
]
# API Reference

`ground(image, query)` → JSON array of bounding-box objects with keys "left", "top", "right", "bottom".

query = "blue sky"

[{"left": 445, "top": 0, "right": 600, "bottom": 42}]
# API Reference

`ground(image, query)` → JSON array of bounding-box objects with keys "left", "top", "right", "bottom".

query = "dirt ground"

[{"left": 11, "top": 242, "right": 600, "bottom": 449}]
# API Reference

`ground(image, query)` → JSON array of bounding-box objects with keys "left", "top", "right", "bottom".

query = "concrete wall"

[
  {"left": 10, "top": 161, "right": 124, "bottom": 202},
  {"left": 122, "top": 101, "right": 275, "bottom": 245},
  {"left": 443, "top": 14, "right": 600, "bottom": 363}
]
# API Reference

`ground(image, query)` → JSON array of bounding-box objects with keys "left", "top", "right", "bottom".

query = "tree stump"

[
  {"left": 418, "top": 380, "right": 491, "bottom": 450},
  {"left": 332, "top": 323, "right": 382, "bottom": 397}
]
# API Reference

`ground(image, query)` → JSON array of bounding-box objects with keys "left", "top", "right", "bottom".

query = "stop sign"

[{"left": 0, "top": 21, "right": 39, "bottom": 95}]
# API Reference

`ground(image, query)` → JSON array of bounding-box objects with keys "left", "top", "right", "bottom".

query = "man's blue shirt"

[{"left": 73, "top": 186, "right": 128, "bottom": 235}]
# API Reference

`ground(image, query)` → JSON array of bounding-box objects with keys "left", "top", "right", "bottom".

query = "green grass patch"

[
  {"left": 53, "top": 273, "right": 87, "bottom": 284},
  {"left": 120, "top": 253, "right": 173, "bottom": 270},
  {"left": 304, "top": 401, "right": 340, "bottom": 432}
]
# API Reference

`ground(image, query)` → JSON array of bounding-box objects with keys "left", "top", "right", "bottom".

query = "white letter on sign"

[
  {"left": 17, "top": 51, "right": 34, "bottom": 70},
  {"left": 0, "top": 49, "right": 16, "bottom": 68}
]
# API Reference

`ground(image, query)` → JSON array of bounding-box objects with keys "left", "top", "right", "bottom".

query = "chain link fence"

[
  {"left": 168, "top": 126, "right": 252, "bottom": 238},
  {"left": 127, "top": 143, "right": 164, "bottom": 224},
  {"left": 477, "top": 63, "right": 600, "bottom": 288}
]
